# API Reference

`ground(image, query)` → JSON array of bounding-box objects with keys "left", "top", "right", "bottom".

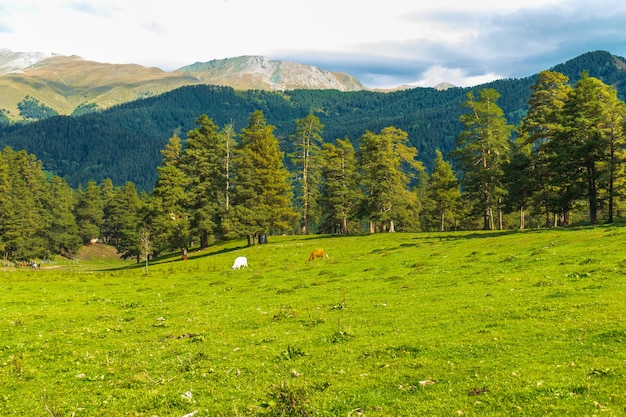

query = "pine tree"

[
  {"left": 75, "top": 181, "right": 104, "bottom": 244},
  {"left": 46, "top": 176, "right": 81, "bottom": 257},
  {"left": 289, "top": 114, "right": 324, "bottom": 234},
  {"left": 554, "top": 73, "right": 626, "bottom": 225},
  {"left": 219, "top": 122, "right": 238, "bottom": 240},
  {"left": 108, "top": 182, "right": 143, "bottom": 260},
  {"left": 453, "top": 88, "right": 512, "bottom": 230},
  {"left": 428, "top": 150, "right": 461, "bottom": 231},
  {"left": 180, "top": 115, "right": 227, "bottom": 247},
  {"left": 231, "top": 110, "right": 298, "bottom": 245},
  {"left": 151, "top": 133, "right": 191, "bottom": 256},
  {"left": 518, "top": 70, "right": 573, "bottom": 226},
  {"left": 358, "top": 126, "right": 423, "bottom": 233},
  {"left": 319, "top": 138, "right": 362, "bottom": 234},
  {"left": 2, "top": 148, "right": 51, "bottom": 260}
]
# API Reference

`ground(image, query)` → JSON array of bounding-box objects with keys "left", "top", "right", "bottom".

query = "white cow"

[{"left": 232, "top": 256, "right": 248, "bottom": 270}]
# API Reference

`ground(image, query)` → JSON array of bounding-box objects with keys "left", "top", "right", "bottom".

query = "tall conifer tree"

[
  {"left": 180, "top": 115, "right": 226, "bottom": 247},
  {"left": 319, "top": 138, "right": 361, "bottom": 234},
  {"left": 428, "top": 150, "right": 461, "bottom": 231},
  {"left": 454, "top": 88, "right": 512, "bottom": 230},
  {"left": 358, "top": 127, "right": 423, "bottom": 233},
  {"left": 231, "top": 110, "right": 298, "bottom": 245},
  {"left": 289, "top": 114, "right": 324, "bottom": 234}
]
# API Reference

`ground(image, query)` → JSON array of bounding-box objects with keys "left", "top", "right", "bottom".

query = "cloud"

[
  {"left": 142, "top": 21, "right": 166, "bottom": 35},
  {"left": 2, "top": 0, "right": 626, "bottom": 88},
  {"left": 277, "top": 0, "right": 626, "bottom": 88},
  {"left": 67, "top": 1, "right": 119, "bottom": 18}
]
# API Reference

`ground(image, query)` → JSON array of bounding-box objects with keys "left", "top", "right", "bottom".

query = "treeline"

[
  {"left": 3, "top": 69, "right": 626, "bottom": 262},
  {"left": 0, "top": 72, "right": 531, "bottom": 192}
]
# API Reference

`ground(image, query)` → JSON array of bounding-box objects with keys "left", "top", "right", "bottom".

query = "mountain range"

[
  {"left": 0, "top": 49, "right": 625, "bottom": 192},
  {"left": 0, "top": 48, "right": 366, "bottom": 121}
]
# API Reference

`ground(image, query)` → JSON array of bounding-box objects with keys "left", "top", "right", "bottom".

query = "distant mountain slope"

[
  {"left": 0, "top": 50, "right": 624, "bottom": 192},
  {"left": 0, "top": 55, "right": 200, "bottom": 117},
  {"left": 177, "top": 55, "right": 365, "bottom": 91},
  {"left": 0, "top": 50, "right": 368, "bottom": 121},
  {"left": 0, "top": 48, "right": 51, "bottom": 74}
]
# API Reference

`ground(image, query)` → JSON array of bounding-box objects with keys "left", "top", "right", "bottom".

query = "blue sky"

[{"left": 1, "top": 0, "right": 626, "bottom": 88}]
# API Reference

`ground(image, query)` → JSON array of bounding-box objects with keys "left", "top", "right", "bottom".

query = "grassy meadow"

[{"left": 1, "top": 226, "right": 626, "bottom": 416}]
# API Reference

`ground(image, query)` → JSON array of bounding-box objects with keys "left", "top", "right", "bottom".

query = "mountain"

[
  {"left": 0, "top": 48, "right": 51, "bottom": 73},
  {"left": 0, "top": 50, "right": 624, "bottom": 192},
  {"left": 177, "top": 55, "right": 365, "bottom": 91},
  {"left": 0, "top": 49, "right": 366, "bottom": 122}
]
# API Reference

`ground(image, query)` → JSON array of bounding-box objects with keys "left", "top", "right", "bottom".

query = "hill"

[
  {"left": 0, "top": 50, "right": 367, "bottom": 121},
  {"left": 0, "top": 51, "right": 625, "bottom": 191},
  {"left": 2, "top": 226, "right": 626, "bottom": 415}
]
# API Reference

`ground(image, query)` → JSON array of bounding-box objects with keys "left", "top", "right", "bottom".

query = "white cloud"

[
  {"left": 0, "top": 0, "right": 625, "bottom": 87},
  {"left": 411, "top": 65, "right": 503, "bottom": 88}
]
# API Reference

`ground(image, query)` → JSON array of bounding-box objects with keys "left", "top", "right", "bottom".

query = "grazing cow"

[
  {"left": 309, "top": 248, "right": 327, "bottom": 261},
  {"left": 232, "top": 256, "right": 248, "bottom": 270}
]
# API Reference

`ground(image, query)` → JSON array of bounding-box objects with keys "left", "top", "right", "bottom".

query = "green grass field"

[{"left": 1, "top": 226, "right": 626, "bottom": 416}]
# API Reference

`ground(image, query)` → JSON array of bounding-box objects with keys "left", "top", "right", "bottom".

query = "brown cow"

[{"left": 309, "top": 248, "right": 327, "bottom": 261}]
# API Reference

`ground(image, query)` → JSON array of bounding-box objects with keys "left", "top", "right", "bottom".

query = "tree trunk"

[
  {"left": 587, "top": 163, "right": 598, "bottom": 225},
  {"left": 200, "top": 231, "right": 209, "bottom": 249},
  {"left": 439, "top": 211, "right": 445, "bottom": 232},
  {"left": 389, "top": 220, "right": 395, "bottom": 233}
]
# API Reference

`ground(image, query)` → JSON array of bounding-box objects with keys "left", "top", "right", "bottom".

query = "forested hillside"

[{"left": 0, "top": 51, "right": 625, "bottom": 192}]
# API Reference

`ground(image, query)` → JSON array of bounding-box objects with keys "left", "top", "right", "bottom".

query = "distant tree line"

[{"left": 2, "top": 69, "right": 625, "bottom": 262}]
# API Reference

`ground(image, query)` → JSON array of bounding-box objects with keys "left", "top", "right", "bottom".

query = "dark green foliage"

[
  {"left": 358, "top": 127, "right": 423, "bottom": 232},
  {"left": 17, "top": 95, "right": 59, "bottom": 120},
  {"left": 0, "top": 51, "right": 624, "bottom": 193},
  {"left": 319, "top": 138, "right": 362, "bottom": 234},
  {"left": 70, "top": 103, "right": 101, "bottom": 117},
  {"left": 74, "top": 181, "right": 104, "bottom": 244},
  {"left": 231, "top": 110, "right": 299, "bottom": 244},
  {"left": 426, "top": 149, "right": 462, "bottom": 231},
  {"left": 0, "top": 109, "right": 10, "bottom": 126},
  {"left": 179, "top": 115, "right": 227, "bottom": 247},
  {"left": 453, "top": 89, "right": 513, "bottom": 230},
  {"left": 0, "top": 147, "right": 81, "bottom": 260},
  {"left": 289, "top": 114, "right": 324, "bottom": 234}
]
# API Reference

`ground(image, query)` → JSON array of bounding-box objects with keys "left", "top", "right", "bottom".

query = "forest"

[
  {"left": 1, "top": 51, "right": 625, "bottom": 193},
  {"left": 1, "top": 66, "right": 625, "bottom": 264}
]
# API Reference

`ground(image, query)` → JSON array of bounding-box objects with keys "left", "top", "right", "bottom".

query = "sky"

[{"left": 1, "top": 0, "right": 626, "bottom": 89}]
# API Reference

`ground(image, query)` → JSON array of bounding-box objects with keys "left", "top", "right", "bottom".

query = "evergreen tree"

[
  {"left": 219, "top": 122, "right": 238, "bottom": 240},
  {"left": 2, "top": 148, "right": 51, "bottom": 260},
  {"left": 358, "top": 126, "right": 423, "bottom": 233},
  {"left": 453, "top": 88, "right": 512, "bottom": 230},
  {"left": 428, "top": 150, "right": 461, "bottom": 231},
  {"left": 180, "top": 115, "right": 227, "bottom": 247},
  {"left": 518, "top": 70, "right": 573, "bottom": 226},
  {"left": 108, "top": 182, "right": 143, "bottom": 260},
  {"left": 289, "top": 114, "right": 324, "bottom": 234},
  {"left": 319, "top": 138, "right": 362, "bottom": 234},
  {"left": 0, "top": 148, "right": 11, "bottom": 258},
  {"left": 150, "top": 134, "right": 191, "bottom": 256},
  {"left": 598, "top": 84, "right": 626, "bottom": 223},
  {"left": 47, "top": 176, "right": 81, "bottom": 257},
  {"left": 554, "top": 73, "right": 626, "bottom": 225},
  {"left": 231, "top": 110, "right": 298, "bottom": 245},
  {"left": 100, "top": 178, "right": 118, "bottom": 243},
  {"left": 74, "top": 181, "right": 104, "bottom": 244},
  {"left": 502, "top": 142, "right": 538, "bottom": 229}
]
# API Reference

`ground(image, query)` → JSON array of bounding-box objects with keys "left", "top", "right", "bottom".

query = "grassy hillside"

[
  {"left": 1, "top": 226, "right": 626, "bottom": 416},
  {"left": 0, "top": 56, "right": 201, "bottom": 119}
]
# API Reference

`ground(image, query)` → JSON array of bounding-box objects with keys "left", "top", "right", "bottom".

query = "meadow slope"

[{"left": 1, "top": 226, "right": 626, "bottom": 416}]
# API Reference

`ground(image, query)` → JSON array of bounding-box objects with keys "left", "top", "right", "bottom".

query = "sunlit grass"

[{"left": 1, "top": 226, "right": 626, "bottom": 416}]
